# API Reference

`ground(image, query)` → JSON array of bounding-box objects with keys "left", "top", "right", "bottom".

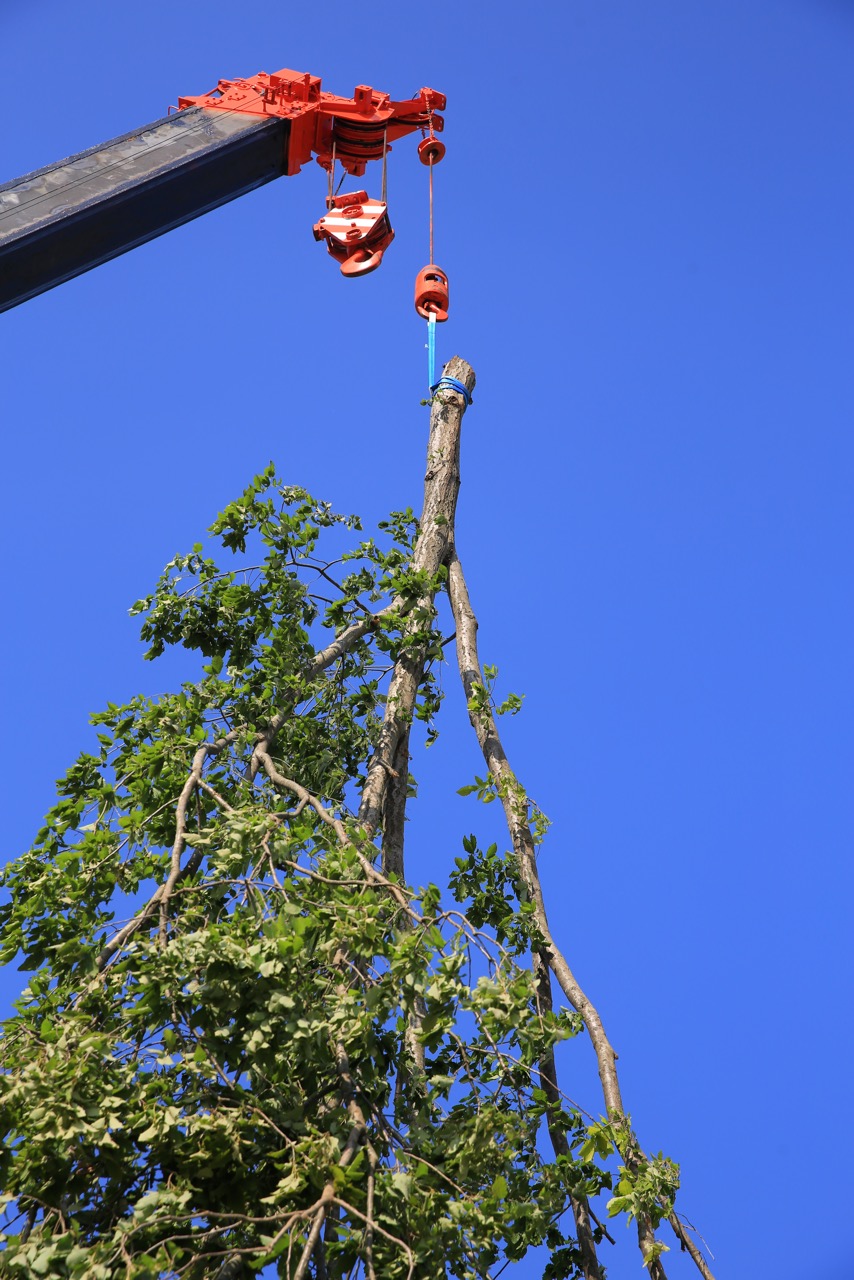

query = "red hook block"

[
  {"left": 414, "top": 264, "right": 449, "bottom": 321},
  {"left": 313, "top": 190, "right": 395, "bottom": 277}
]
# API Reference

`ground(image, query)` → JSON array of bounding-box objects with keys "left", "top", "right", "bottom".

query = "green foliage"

[
  {"left": 606, "top": 1152, "right": 680, "bottom": 1228},
  {"left": 0, "top": 471, "right": 675, "bottom": 1278},
  {"left": 466, "top": 666, "right": 524, "bottom": 728}
]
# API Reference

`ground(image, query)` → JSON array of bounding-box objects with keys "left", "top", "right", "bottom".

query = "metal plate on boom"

[{"left": 0, "top": 107, "right": 289, "bottom": 313}]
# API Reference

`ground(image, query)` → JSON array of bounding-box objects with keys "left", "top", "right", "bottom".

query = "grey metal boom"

[{"left": 0, "top": 107, "right": 290, "bottom": 314}]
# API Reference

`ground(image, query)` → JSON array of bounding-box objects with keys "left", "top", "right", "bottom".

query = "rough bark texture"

[
  {"left": 358, "top": 354, "right": 714, "bottom": 1278},
  {"left": 380, "top": 729, "right": 411, "bottom": 880},
  {"left": 535, "top": 956, "right": 605, "bottom": 1280},
  {"left": 359, "top": 355, "right": 476, "bottom": 847},
  {"left": 445, "top": 549, "right": 625, "bottom": 1114},
  {"left": 368, "top": 357, "right": 476, "bottom": 1087}
]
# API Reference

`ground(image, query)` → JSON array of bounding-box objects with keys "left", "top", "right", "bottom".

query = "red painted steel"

[
  {"left": 313, "top": 191, "right": 395, "bottom": 277},
  {"left": 417, "top": 136, "right": 446, "bottom": 166},
  {"left": 414, "top": 265, "right": 449, "bottom": 322},
  {"left": 178, "top": 70, "right": 445, "bottom": 178}
]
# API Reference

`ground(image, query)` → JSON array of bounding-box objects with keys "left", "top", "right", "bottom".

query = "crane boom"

[
  {"left": 0, "top": 108, "right": 287, "bottom": 314},
  {"left": 0, "top": 69, "right": 444, "bottom": 314}
]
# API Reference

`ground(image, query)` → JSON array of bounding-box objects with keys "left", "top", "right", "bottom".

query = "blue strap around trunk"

[{"left": 430, "top": 375, "right": 472, "bottom": 405}]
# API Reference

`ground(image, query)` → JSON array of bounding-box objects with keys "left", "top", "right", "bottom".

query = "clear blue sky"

[{"left": 2, "top": 2, "right": 852, "bottom": 1277}]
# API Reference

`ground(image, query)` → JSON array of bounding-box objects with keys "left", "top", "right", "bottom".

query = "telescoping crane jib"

[{"left": 0, "top": 68, "right": 448, "bottom": 316}]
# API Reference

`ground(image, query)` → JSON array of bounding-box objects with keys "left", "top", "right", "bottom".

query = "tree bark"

[
  {"left": 445, "top": 546, "right": 676, "bottom": 1280},
  {"left": 359, "top": 355, "right": 476, "bottom": 860},
  {"left": 380, "top": 729, "right": 411, "bottom": 880},
  {"left": 535, "top": 956, "right": 605, "bottom": 1280}
]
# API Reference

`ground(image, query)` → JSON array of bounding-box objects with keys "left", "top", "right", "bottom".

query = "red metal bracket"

[{"left": 177, "top": 70, "right": 445, "bottom": 178}]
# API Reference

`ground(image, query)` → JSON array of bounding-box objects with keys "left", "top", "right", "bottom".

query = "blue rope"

[
  {"left": 430, "top": 375, "right": 473, "bottom": 405},
  {"left": 427, "top": 313, "right": 437, "bottom": 392}
]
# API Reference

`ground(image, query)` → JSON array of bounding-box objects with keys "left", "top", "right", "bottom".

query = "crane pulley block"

[
  {"left": 313, "top": 191, "right": 394, "bottom": 277},
  {"left": 177, "top": 71, "right": 445, "bottom": 178},
  {"left": 414, "top": 265, "right": 450, "bottom": 322}
]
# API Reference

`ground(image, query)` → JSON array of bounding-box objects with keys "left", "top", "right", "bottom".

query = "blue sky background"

[{"left": 2, "top": 2, "right": 853, "bottom": 1277}]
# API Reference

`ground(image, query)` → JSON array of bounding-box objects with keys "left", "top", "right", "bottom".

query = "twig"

[
  {"left": 666, "top": 1210, "right": 716, "bottom": 1279},
  {"left": 197, "top": 776, "right": 235, "bottom": 813},
  {"left": 255, "top": 750, "right": 414, "bottom": 915},
  {"left": 331, "top": 1197, "right": 415, "bottom": 1280},
  {"left": 159, "top": 743, "right": 208, "bottom": 945}
]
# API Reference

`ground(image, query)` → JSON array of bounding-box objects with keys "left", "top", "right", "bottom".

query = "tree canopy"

[{"left": 0, "top": 362, "right": 712, "bottom": 1280}]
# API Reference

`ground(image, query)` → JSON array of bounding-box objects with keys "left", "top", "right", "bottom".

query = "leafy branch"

[{"left": 0, "top": 359, "right": 714, "bottom": 1280}]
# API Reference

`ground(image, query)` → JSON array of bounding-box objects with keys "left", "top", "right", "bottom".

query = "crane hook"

[{"left": 313, "top": 191, "right": 395, "bottom": 277}]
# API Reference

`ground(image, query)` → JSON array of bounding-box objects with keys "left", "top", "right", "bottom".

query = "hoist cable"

[
  {"left": 381, "top": 129, "right": 388, "bottom": 204},
  {"left": 428, "top": 156, "right": 434, "bottom": 265},
  {"left": 422, "top": 104, "right": 445, "bottom": 399},
  {"left": 328, "top": 141, "right": 336, "bottom": 204}
]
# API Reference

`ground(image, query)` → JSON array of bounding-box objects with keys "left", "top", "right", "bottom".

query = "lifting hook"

[{"left": 313, "top": 191, "right": 395, "bottom": 278}]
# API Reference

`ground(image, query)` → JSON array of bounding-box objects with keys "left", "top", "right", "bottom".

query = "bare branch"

[
  {"left": 666, "top": 1211, "right": 716, "bottom": 1280},
  {"left": 359, "top": 355, "right": 476, "bottom": 844},
  {"left": 158, "top": 744, "right": 209, "bottom": 945},
  {"left": 331, "top": 1197, "right": 415, "bottom": 1280},
  {"left": 445, "top": 548, "right": 625, "bottom": 1111},
  {"left": 534, "top": 956, "right": 603, "bottom": 1280},
  {"left": 444, "top": 544, "right": 700, "bottom": 1280},
  {"left": 255, "top": 750, "right": 414, "bottom": 914},
  {"left": 196, "top": 776, "right": 235, "bottom": 813},
  {"left": 292, "top": 1199, "right": 331, "bottom": 1280},
  {"left": 365, "top": 1151, "right": 377, "bottom": 1280},
  {"left": 381, "top": 727, "right": 410, "bottom": 881}
]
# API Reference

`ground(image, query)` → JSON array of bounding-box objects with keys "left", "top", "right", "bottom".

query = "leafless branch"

[
  {"left": 364, "top": 1149, "right": 377, "bottom": 1280},
  {"left": 255, "top": 750, "right": 414, "bottom": 915},
  {"left": 158, "top": 743, "right": 208, "bottom": 944},
  {"left": 196, "top": 776, "right": 235, "bottom": 813},
  {"left": 666, "top": 1211, "right": 716, "bottom": 1279},
  {"left": 359, "top": 355, "right": 476, "bottom": 844},
  {"left": 331, "top": 1197, "right": 415, "bottom": 1280},
  {"left": 444, "top": 544, "right": 706, "bottom": 1280},
  {"left": 293, "top": 1201, "right": 330, "bottom": 1280},
  {"left": 534, "top": 955, "right": 603, "bottom": 1279}
]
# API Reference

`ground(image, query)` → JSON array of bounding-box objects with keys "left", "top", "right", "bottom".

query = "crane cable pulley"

[
  {"left": 413, "top": 107, "right": 450, "bottom": 395},
  {"left": 314, "top": 129, "right": 394, "bottom": 277},
  {"left": 309, "top": 86, "right": 454, "bottom": 395}
]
